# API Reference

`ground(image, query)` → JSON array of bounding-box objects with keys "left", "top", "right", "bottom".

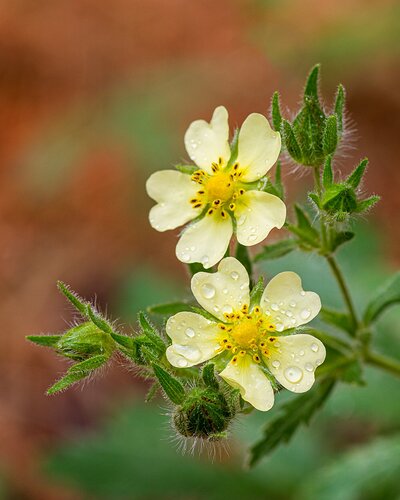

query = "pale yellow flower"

[
  {"left": 146, "top": 106, "right": 286, "bottom": 268},
  {"left": 166, "top": 257, "right": 325, "bottom": 411}
]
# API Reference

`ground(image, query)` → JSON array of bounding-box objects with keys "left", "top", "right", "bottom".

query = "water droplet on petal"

[
  {"left": 180, "top": 253, "right": 190, "bottom": 262},
  {"left": 289, "top": 301, "right": 296, "bottom": 308},
  {"left": 178, "top": 359, "right": 188, "bottom": 367},
  {"left": 300, "top": 291, "right": 306, "bottom": 297},
  {"left": 300, "top": 309, "right": 311, "bottom": 320},
  {"left": 185, "top": 327, "right": 195, "bottom": 338},
  {"left": 213, "top": 305, "right": 220, "bottom": 313},
  {"left": 201, "top": 255, "right": 209, "bottom": 266},
  {"left": 222, "top": 288, "right": 228, "bottom": 294},
  {"left": 174, "top": 344, "right": 201, "bottom": 362},
  {"left": 271, "top": 303, "right": 279, "bottom": 311},
  {"left": 305, "top": 362, "right": 314, "bottom": 372},
  {"left": 311, "top": 343, "right": 319, "bottom": 352},
  {"left": 231, "top": 271, "right": 239, "bottom": 280},
  {"left": 222, "top": 304, "right": 233, "bottom": 314},
  {"left": 237, "top": 215, "right": 246, "bottom": 226},
  {"left": 284, "top": 366, "right": 303, "bottom": 383},
  {"left": 275, "top": 323, "right": 284, "bottom": 332},
  {"left": 248, "top": 234, "right": 257, "bottom": 242},
  {"left": 299, "top": 350, "right": 305, "bottom": 356},
  {"left": 272, "top": 360, "right": 280, "bottom": 369},
  {"left": 201, "top": 283, "right": 215, "bottom": 299},
  {"left": 291, "top": 319, "right": 296, "bottom": 325}
]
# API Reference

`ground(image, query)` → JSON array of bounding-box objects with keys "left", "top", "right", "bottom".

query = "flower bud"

[
  {"left": 172, "top": 387, "right": 235, "bottom": 440},
  {"left": 57, "top": 322, "right": 115, "bottom": 361}
]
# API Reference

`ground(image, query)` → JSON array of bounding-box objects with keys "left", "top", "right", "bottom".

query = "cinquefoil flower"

[
  {"left": 166, "top": 257, "right": 325, "bottom": 411},
  {"left": 146, "top": 106, "right": 286, "bottom": 268}
]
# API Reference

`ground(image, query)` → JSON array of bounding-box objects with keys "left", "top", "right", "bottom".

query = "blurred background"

[{"left": 1, "top": 0, "right": 399, "bottom": 498}]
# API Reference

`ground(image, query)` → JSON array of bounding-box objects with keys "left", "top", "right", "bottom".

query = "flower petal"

[
  {"left": 260, "top": 272, "right": 321, "bottom": 331},
  {"left": 176, "top": 212, "right": 233, "bottom": 269},
  {"left": 184, "top": 106, "right": 231, "bottom": 173},
  {"left": 166, "top": 312, "right": 221, "bottom": 368},
  {"left": 236, "top": 113, "right": 281, "bottom": 182},
  {"left": 146, "top": 170, "right": 202, "bottom": 231},
  {"left": 266, "top": 334, "right": 326, "bottom": 393},
  {"left": 191, "top": 257, "right": 250, "bottom": 322},
  {"left": 234, "top": 191, "right": 286, "bottom": 246},
  {"left": 220, "top": 356, "right": 274, "bottom": 411}
]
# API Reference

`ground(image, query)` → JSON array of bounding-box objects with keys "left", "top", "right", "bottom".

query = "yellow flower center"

[
  {"left": 217, "top": 305, "right": 277, "bottom": 364},
  {"left": 205, "top": 172, "right": 235, "bottom": 203}
]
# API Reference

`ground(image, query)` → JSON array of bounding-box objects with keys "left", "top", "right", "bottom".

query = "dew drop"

[
  {"left": 286, "top": 311, "right": 293, "bottom": 317},
  {"left": 284, "top": 366, "right": 303, "bottom": 383},
  {"left": 185, "top": 327, "right": 195, "bottom": 338},
  {"left": 271, "top": 303, "right": 279, "bottom": 311},
  {"left": 201, "top": 283, "right": 215, "bottom": 299},
  {"left": 311, "top": 342, "right": 319, "bottom": 352},
  {"left": 222, "top": 288, "right": 228, "bottom": 294},
  {"left": 289, "top": 300, "right": 297, "bottom": 308},
  {"left": 299, "top": 350, "right": 305, "bottom": 356},
  {"left": 180, "top": 253, "right": 190, "bottom": 262},
  {"left": 178, "top": 359, "right": 188, "bottom": 367},
  {"left": 213, "top": 305, "right": 220, "bottom": 313},
  {"left": 247, "top": 234, "right": 257, "bottom": 242},
  {"left": 290, "top": 319, "right": 296, "bottom": 325},
  {"left": 305, "top": 362, "right": 314, "bottom": 372},
  {"left": 231, "top": 271, "right": 239, "bottom": 280},
  {"left": 300, "top": 291, "right": 306, "bottom": 296},
  {"left": 201, "top": 255, "right": 209, "bottom": 266},
  {"left": 300, "top": 309, "right": 311, "bottom": 320},
  {"left": 275, "top": 323, "right": 284, "bottom": 332},
  {"left": 174, "top": 345, "right": 201, "bottom": 362},
  {"left": 272, "top": 360, "right": 280, "bottom": 369},
  {"left": 190, "top": 246, "right": 196, "bottom": 252},
  {"left": 222, "top": 304, "right": 233, "bottom": 314},
  {"left": 237, "top": 215, "right": 247, "bottom": 226}
]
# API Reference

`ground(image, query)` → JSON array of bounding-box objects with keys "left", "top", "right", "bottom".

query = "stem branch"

[{"left": 366, "top": 351, "right": 400, "bottom": 378}]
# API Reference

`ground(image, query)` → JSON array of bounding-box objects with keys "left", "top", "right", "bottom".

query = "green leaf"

[
  {"left": 57, "top": 281, "right": 87, "bottom": 315},
  {"left": 339, "top": 359, "right": 365, "bottom": 386},
  {"left": 26, "top": 335, "right": 62, "bottom": 348},
  {"left": 235, "top": 243, "right": 252, "bottom": 278},
  {"left": 202, "top": 363, "right": 219, "bottom": 389},
  {"left": 282, "top": 120, "right": 302, "bottom": 163},
  {"left": 138, "top": 312, "right": 165, "bottom": 352},
  {"left": 347, "top": 158, "right": 368, "bottom": 189},
  {"left": 322, "top": 115, "right": 338, "bottom": 155},
  {"left": 364, "top": 272, "right": 400, "bottom": 324},
  {"left": 287, "top": 205, "right": 320, "bottom": 248},
  {"left": 329, "top": 230, "right": 355, "bottom": 252},
  {"left": 175, "top": 164, "right": 197, "bottom": 175},
  {"left": 304, "top": 64, "right": 320, "bottom": 102},
  {"left": 249, "top": 377, "right": 335, "bottom": 467},
  {"left": 152, "top": 364, "right": 185, "bottom": 405},
  {"left": 355, "top": 195, "right": 380, "bottom": 213},
  {"left": 255, "top": 239, "right": 297, "bottom": 262},
  {"left": 147, "top": 302, "right": 192, "bottom": 315},
  {"left": 334, "top": 83, "right": 345, "bottom": 133},
  {"left": 308, "top": 192, "right": 321, "bottom": 208},
  {"left": 322, "top": 155, "right": 333, "bottom": 188},
  {"left": 271, "top": 91, "right": 282, "bottom": 132},
  {"left": 87, "top": 306, "right": 113, "bottom": 334},
  {"left": 249, "top": 276, "right": 264, "bottom": 309},
  {"left": 294, "top": 204, "right": 314, "bottom": 230},
  {"left": 274, "top": 161, "right": 284, "bottom": 199},
  {"left": 320, "top": 307, "right": 354, "bottom": 335}
]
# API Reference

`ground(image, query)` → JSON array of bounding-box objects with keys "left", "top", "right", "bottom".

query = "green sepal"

[
  {"left": 138, "top": 312, "right": 165, "bottom": 353},
  {"left": 47, "top": 354, "right": 109, "bottom": 395},
  {"left": 145, "top": 381, "right": 160, "bottom": 403},
  {"left": 26, "top": 335, "right": 62, "bottom": 348},
  {"left": 320, "top": 307, "right": 354, "bottom": 335},
  {"left": 347, "top": 158, "right": 368, "bottom": 189},
  {"left": 249, "top": 276, "right": 264, "bottom": 309},
  {"left": 235, "top": 243, "right": 252, "bottom": 278},
  {"left": 363, "top": 272, "right": 400, "bottom": 325},
  {"left": 323, "top": 115, "right": 338, "bottom": 155},
  {"left": 339, "top": 359, "right": 365, "bottom": 386},
  {"left": 57, "top": 281, "right": 87, "bottom": 315},
  {"left": 190, "top": 306, "right": 219, "bottom": 323},
  {"left": 110, "top": 331, "right": 135, "bottom": 350},
  {"left": 271, "top": 91, "right": 283, "bottom": 132},
  {"left": 323, "top": 155, "right": 334, "bottom": 188},
  {"left": 334, "top": 84, "right": 346, "bottom": 133},
  {"left": 287, "top": 205, "right": 320, "bottom": 248},
  {"left": 255, "top": 238, "right": 297, "bottom": 262},
  {"left": 227, "top": 128, "right": 240, "bottom": 168},
  {"left": 152, "top": 364, "right": 185, "bottom": 404},
  {"left": 202, "top": 363, "right": 219, "bottom": 389},
  {"left": 87, "top": 306, "right": 113, "bottom": 335},
  {"left": 147, "top": 301, "right": 192, "bottom": 315},
  {"left": 303, "top": 64, "right": 320, "bottom": 102},
  {"left": 308, "top": 192, "right": 321, "bottom": 208},
  {"left": 355, "top": 195, "right": 380, "bottom": 213},
  {"left": 282, "top": 120, "right": 302, "bottom": 163},
  {"left": 329, "top": 230, "right": 354, "bottom": 252},
  {"left": 321, "top": 184, "right": 358, "bottom": 216},
  {"left": 175, "top": 164, "right": 197, "bottom": 175},
  {"left": 249, "top": 377, "right": 335, "bottom": 467},
  {"left": 274, "top": 161, "right": 284, "bottom": 199}
]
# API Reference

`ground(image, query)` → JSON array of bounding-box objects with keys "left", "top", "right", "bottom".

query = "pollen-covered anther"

[
  {"left": 253, "top": 354, "right": 261, "bottom": 363},
  {"left": 250, "top": 343, "right": 258, "bottom": 351},
  {"left": 218, "top": 324, "right": 227, "bottom": 330},
  {"left": 253, "top": 306, "right": 261, "bottom": 314},
  {"left": 239, "top": 350, "right": 246, "bottom": 356},
  {"left": 220, "top": 210, "right": 227, "bottom": 219},
  {"left": 207, "top": 208, "right": 214, "bottom": 216},
  {"left": 241, "top": 304, "right": 249, "bottom": 313},
  {"left": 212, "top": 199, "right": 221, "bottom": 207},
  {"left": 231, "top": 356, "right": 238, "bottom": 365},
  {"left": 267, "top": 324, "right": 276, "bottom": 331},
  {"left": 211, "top": 163, "right": 219, "bottom": 173}
]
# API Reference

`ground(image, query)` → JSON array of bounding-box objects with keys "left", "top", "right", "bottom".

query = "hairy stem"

[
  {"left": 326, "top": 255, "right": 359, "bottom": 330},
  {"left": 366, "top": 351, "right": 400, "bottom": 378},
  {"left": 313, "top": 165, "right": 328, "bottom": 248}
]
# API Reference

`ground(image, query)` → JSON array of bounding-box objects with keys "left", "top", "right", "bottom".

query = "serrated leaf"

[
  {"left": 175, "top": 164, "right": 197, "bottom": 175},
  {"left": 147, "top": 302, "right": 193, "bottom": 315},
  {"left": 271, "top": 91, "right": 282, "bottom": 132},
  {"left": 282, "top": 120, "right": 302, "bottom": 163},
  {"left": 329, "top": 231, "right": 354, "bottom": 252},
  {"left": 304, "top": 64, "right": 320, "bottom": 102},
  {"left": 235, "top": 243, "right": 252, "bottom": 278},
  {"left": 334, "top": 84, "right": 345, "bottom": 133},
  {"left": 323, "top": 115, "right": 338, "bottom": 155},
  {"left": 255, "top": 239, "right": 297, "bottom": 262},
  {"left": 364, "top": 272, "right": 400, "bottom": 324},
  {"left": 152, "top": 364, "right": 185, "bottom": 404},
  {"left": 347, "top": 158, "right": 368, "bottom": 189},
  {"left": 26, "top": 335, "right": 62, "bottom": 348},
  {"left": 202, "top": 363, "right": 219, "bottom": 389},
  {"left": 57, "top": 281, "right": 87, "bottom": 315},
  {"left": 138, "top": 312, "right": 165, "bottom": 352},
  {"left": 320, "top": 307, "right": 354, "bottom": 335},
  {"left": 249, "top": 276, "right": 264, "bottom": 309},
  {"left": 249, "top": 377, "right": 335, "bottom": 466}
]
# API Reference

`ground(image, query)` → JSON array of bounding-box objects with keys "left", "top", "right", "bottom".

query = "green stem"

[
  {"left": 366, "top": 351, "right": 400, "bottom": 378},
  {"left": 326, "top": 255, "right": 359, "bottom": 330},
  {"left": 313, "top": 165, "right": 328, "bottom": 248}
]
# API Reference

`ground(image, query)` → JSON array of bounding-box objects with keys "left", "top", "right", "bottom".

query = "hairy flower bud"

[
  {"left": 172, "top": 387, "right": 235, "bottom": 440},
  {"left": 57, "top": 322, "right": 115, "bottom": 361}
]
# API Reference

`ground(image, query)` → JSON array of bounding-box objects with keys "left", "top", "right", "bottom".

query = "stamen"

[
  {"left": 239, "top": 350, "right": 246, "bottom": 356},
  {"left": 253, "top": 354, "right": 261, "bottom": 363},
  {"left": 231, "top": 356, "right": 238, "bottom": 365},
  {"left": 207, "top": 208, "right": 214, "bottom": 216},
  {"left": 229, "top": 203, "right": 236, "bottom": 211},
  {"left": 220, "top": 210, "right": 227, "bottom": 219}
]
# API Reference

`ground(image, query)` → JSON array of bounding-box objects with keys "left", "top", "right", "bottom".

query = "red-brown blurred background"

[{"left": 0, "top": 1, "right": 399, "bottom": 498}]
